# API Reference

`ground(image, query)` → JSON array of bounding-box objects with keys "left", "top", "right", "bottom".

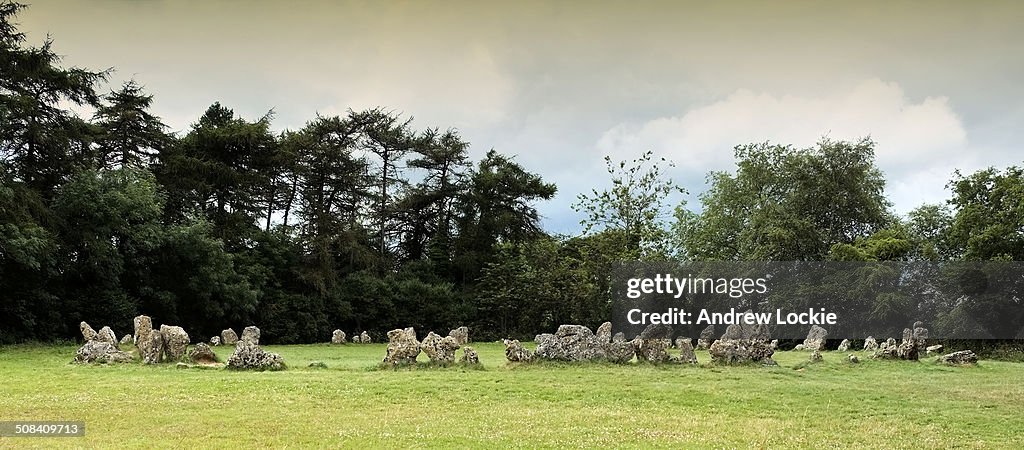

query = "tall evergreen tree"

[{"left": 92, "top": 81, "right": 170, "bottom": 169}]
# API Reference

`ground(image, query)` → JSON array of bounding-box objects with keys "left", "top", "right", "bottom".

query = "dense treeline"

[{"left": 1, "top": 2, "right": 1022, "bottom": 344}]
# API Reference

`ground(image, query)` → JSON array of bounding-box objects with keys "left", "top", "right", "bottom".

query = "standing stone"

[
  {"left": 221, "top": 328, "right": 238, "bottom": 345},
  {"left": 596, "top": 322, "right": 613, "bottom": 344},
  {"left": 926, "top": 344, "right": 943, "bottom": 355},
  {"left": 227, "top": 326, "right": 285, "bottom": 371},
  {"left": 534, "top": 325, "right": 605, "bottom": 361},
  {"left": 332, "top": 329, "right": 347, "bottom": 345},
  {"left": 382, "top": 327, "right": 420, "bottom": 365},
  {"left": 802, "top": 325, "right": 828, "bottom": 351},
  {"left": 448, "top": 326, "right": 470, "bottom": 346},
  {"left": 210, "top": 336, "right": 221, "bottom": 346},
  {"left": 421, "top": 331, "right": 460, "bottom": 364},
  {"left": 913, "top": 323, "right": 929, "bottom": 353},
  {"left": 632, "top": 337, "right": 672, "bottom": 363},
  {"left": 677, "top": 338, "right": 698, "bottom": 364},
  {"left": 605, "top": 332, "right": 635, "bottom": 363},
  {"left": 863, "top": 336, "right": 878, "bottom": 352},
  {"left": 360, "top": 331, "right": 371, "bottom": 344},
  {"left": 160, "top": 325, "right": 190, "bottom": 362},
  {"left": 849, "top": 354, "right": 860, "bottom": 363},
  {"left": 119, "top": 334, "right": 134, "bottom": 347},
  {"left": 97, "top": 326, "right": 117, "bottom": 347},
  {"left": 188, "top": 342, "right": 220, "bottom": 364},
  {"left": 896, "top": 328, "right": 919, "bottom": 361},
  {"left": 697, "top": 325, "right": 715, "bottom": 350},
  {"left": 770, "top": 339, "right": 779, "bottom": 350},
  {"left": 134, "top": 315, "right": 164, "bottom": 364},
  {"left": 460, "top": 347, "right": 480, "bottom": 364},
  {"left": 80, "top": 321, "right": 98, "bottom": 342},
  {"left": 503, "top": 339, "right": 533, "bottom": 362},
  {"left": 873, "top": 337, "right": 900, "bottom": 359},
  {"left": 837, "top": 339, "right": 851, "bottom": 352},
  {"left": 938, "top": 350, "right": 978, "bottom": 365},
  {"left": 708, "top": 338, "right": 776, "bottom": 365}
]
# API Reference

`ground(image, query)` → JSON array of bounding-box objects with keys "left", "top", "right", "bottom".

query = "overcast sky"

[{"left": 20, "top": 0, "right": 1024, "bottom": 233}]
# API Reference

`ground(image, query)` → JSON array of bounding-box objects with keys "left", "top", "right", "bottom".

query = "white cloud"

[{"left": 596, "top": 78, "right": 971, "bottom": 213}]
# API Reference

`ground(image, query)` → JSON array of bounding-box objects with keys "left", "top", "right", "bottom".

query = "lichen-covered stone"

[
  {"left": 80, "top": 321, "right": 98, "bottom": 342},
  {"left": 697, "top": 325, "right": 715, "bottom": 350},
  {"left": 97, "top": 326, "right": 117, "bottom": 347},
  {"left": 596, "top": 322, "right": 613, "bottom": 344},
  {"left": 896, "top": 328, "right": 919, "bottom": 360},
  {"left": 534, "top": 325, "right": 606, "bottom": 361},
  {"left": 210, "top": 336, "right": 221, "bottom": 346},
  {"left": 863, "top": 336, "right": 878, "bottom": 352},
  {"left": 677, "top": 338, "right": 698, "bottom": 364},
  {"left": 383, "top": 327, "right": 420, "bottom": 365},
  {"left": 802, "top": 325, "right": 828, "bottom": 351},
  {"left": 809, "top": 349, "right": 823, "bottom": 363},
  {"left": 460, "top": 346, "right": 480, "bottom": 365},
  {"left": 503, "top": 339, "right": 533, "bottom": 362},
  {"left": 227, "top": 340, "right": 285, "bottom": 371},
  {"left": 926, "top": 344, "right": 943, "bottom": 355},
  {"left": 872, "top": 337, "right": 900, "bottom": 359},
  {"left": 134, "top": 315, "right": 163, "bottom": 364},
  {"left": 119, "top": 334, "right": 134, "bottom": 347},
  {"left": 240, "top": 326, "right": 260, "bottom": 345},
  {"left": 421, "top": 331, "right": 459, "bottom": 364},
  {"left": 708, "top": 338, "right": 776, "bottom": 365},
  {"left": 332, "top": 329, "right": 346, "bottom": 345},
  {"left": 632, "top": 337, "right": 672, "bottom": 363},
  {"left": 188, "top": 342, "right": 219, "bottom": 364},
  {"left": 73, "top": 340, "right": 133, "bottom": 364},
  {"left": 221, "top": 328, "right": 238, "bottom": 345},
  {"left": 360, "top": 331, "right": 371, "bottom": 344},
  {"left": 849, "top": 354, "right": 860, "bottom": 363},
  {"left": 448, "top": 326, "right": 469, "bottom": 346},
  {"left": 837, "top": 339, "right": 850, "bottom": 352},
  {"left": 938, "top": 350, "right": 978, "bottom": 365},
  {"left": 160, "top": 325, "right": 190, "bottom": 362}
]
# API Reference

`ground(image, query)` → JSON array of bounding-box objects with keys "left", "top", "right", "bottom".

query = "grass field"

[{"left": 1, "top": 342, "right": 1022, "bottom": 449}]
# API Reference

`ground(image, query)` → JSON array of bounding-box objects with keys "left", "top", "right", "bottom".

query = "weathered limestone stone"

[
  {"left": 802, "top": 325, "right": 828, "bottom": 351},
  {"left": 97, "top": 326, "right": 117, "bottom": 347},
  {"left": 837, "top": 339, "right": 851, "bottom": 352},
  {"left": 119, "top": 334, "right": 133, "bottom": 347},
  {"left": 133, "top": 315, "right": 163, "bottom": 364},
  {"left": 697, "top": 325, "right": 715, "bottom": 350},
  {"left": 873, "top": 337, "right": 900, "bottom": 359},
  {"left": 605, "top": 332, "right": 635, "bottom": 364},
  {"left": 938, "top": 350, "right": 978, "bottom": 365},
  {"left": 80, "top": 321, "right": 98, "bottom": 341},
  {"left": 74, "top": 341, "right": 133, "bottom": 364},
  {"left": 448, "top": 326, "right": 469, "bottom": 346},
  {"left": 221, "top": 328, "right": 238, "bottom": 345},
  {"left": 240, "top": 326, "right": 260, "bottom": 345},
  {"left": 383, "top": 327, "right": 421, "bottom": 365},
  {"left": 160, "top": 325, "right": 190, "bottom": 362},
  {"left": 460, "top": 346, "right": 480, "bottom": 365},
  {"left": 332, "top": 329, "right": 346, "bottom": 345},
  {"left": 896, "top": 328, "right": 919, "bottom": 360},
  {"left": 770, "top": 339, "right": 779, "bottom": 350},
  {"left": 535, "top": 325, "right": 606, "bottom": 361},
  {"left": 596, "top": 322, "right": 613, "bottom": 344},
  {"left": 708, "top": 338, "right": 776, "bottom": 365},
  {"left": 849, "top": 354, "right": 860, "bottom": 363},
  {"left": 210, "top": 336, "right": 221, "bottom": 346},
  {"left": 360, "top": 331, "right": 371, "bottom": 344},
  {"left": 926, "top": 344, "right": 943, "bottom": 355},
  {"left": 809, "top": 349, "right": 823, "bottom": 363},
  {"left": 188, "top": 342, "right": 219, "bottom": 364},
  {"left": 794, "top": 344, "right": 806, "bottom": 351},
  {"left": 503, "top": 339, "right": 533, "bottom": 362},
  {"left": 913, "top": 323, "right": 929, "bottom": 353},
  {"left": 677, "top": 338, "right": 698, "bottom": 364},
  {"left": 421, "top": 331, "right": 460, "bottom": 364},
  {"left": 227, "top": 332, "right": 285, "bottom": 371},
  {"left": 863, "top": 336, "right": 878, "bottom": 352},
  {"left": 630, "top": 324, "right": 672, "bottom": 363}
]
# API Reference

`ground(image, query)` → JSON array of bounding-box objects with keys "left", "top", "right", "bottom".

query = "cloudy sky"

[{"left": 20, "top": 0, "right": 1024, "bottom": 233}]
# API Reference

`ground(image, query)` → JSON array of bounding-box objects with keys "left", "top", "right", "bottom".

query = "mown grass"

[{"left": 1, "top": 342, "right": 1022, "bottom": 448}]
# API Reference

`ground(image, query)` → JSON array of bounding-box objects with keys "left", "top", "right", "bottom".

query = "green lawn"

[{"left": 1, "top": 343, "right": 1022, "bottom": 448}]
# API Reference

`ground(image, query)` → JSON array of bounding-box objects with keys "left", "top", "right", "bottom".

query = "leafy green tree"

[
  {"left": 399, "top": 128, "right": 469, "bottom": 266},
  {"left": 947, "top": 166, "right": 1024, "bottom": 260},
  {"left": 679, "top": 138, "right": 891, "bottom": 261},
  {"left": 573, "top": 151, "right": 683, "bottom": 259}
]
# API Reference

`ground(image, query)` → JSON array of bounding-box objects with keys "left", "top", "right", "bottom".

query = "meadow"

[{"left": 1, "top": 343, "right": 1022, "bottom": 448}]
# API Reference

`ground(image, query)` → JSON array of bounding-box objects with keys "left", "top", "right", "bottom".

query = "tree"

[
  {"left": 573, "top": 151, "right": 683, "bottom": 259},
  {"left": 678, "top": 138, "right": 892, "bottom": 261},
  {"left": 0, "top": 1, "right": 107, "bottom": 196},
  {"left": 452, "top": 150, "right": 556, "bottom": 284},
  {"left": 947, "top": 166, "right": 1024, "bottom": 261},
  {"left": 92, "top": 81, "right": 170, "bottom": 169}
]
